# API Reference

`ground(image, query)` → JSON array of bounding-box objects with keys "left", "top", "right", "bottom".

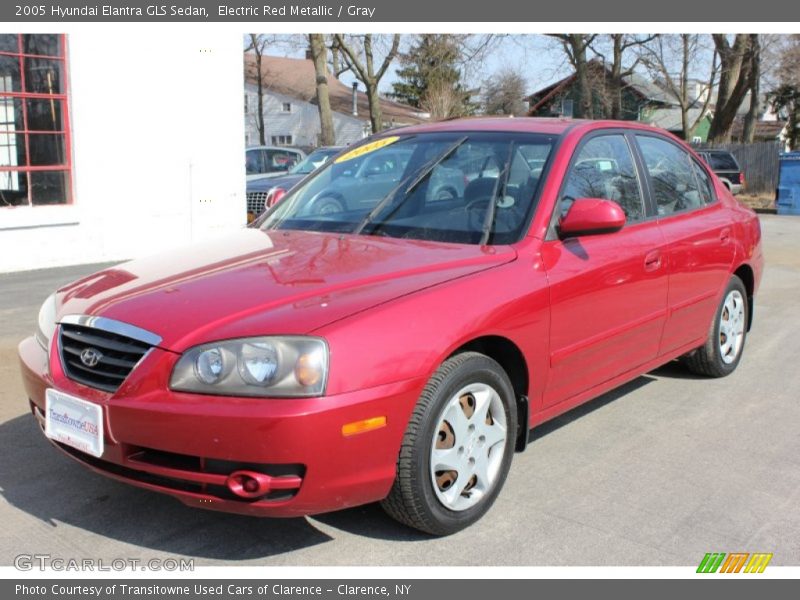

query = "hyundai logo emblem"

[{"left": 80, "top": 348, "right": 103, "bottom": 368}]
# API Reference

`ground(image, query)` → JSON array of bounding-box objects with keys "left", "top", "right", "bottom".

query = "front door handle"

[
  {"left": 720, "top": 228, "right": 731, "bottom": 244},
  {"left": 644, "top": 250, "right": 662, "bottom": 272}
]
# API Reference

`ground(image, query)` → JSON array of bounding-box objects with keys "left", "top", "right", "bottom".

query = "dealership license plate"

[{"left": 45, "top": 388, "right": 104, "bottom": 458}]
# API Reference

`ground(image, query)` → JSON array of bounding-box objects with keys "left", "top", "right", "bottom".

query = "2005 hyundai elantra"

[{"left": 19, "top": 118, "right": 763, "bottom": 535}]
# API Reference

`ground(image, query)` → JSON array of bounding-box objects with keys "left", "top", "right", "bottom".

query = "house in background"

[
  {"left": 526, "top": 60, "right": 674, "bottom": 122},
  {"left": 642, "top": 107, "right": 714, "bottom": 143},
  {"left": 526, "top": 61, "right": 790, "bottom": 146},
  {"left": 526, "top": 60, "right": 716, "bottom": 141},
  {"left": 243, "top": 54, "right": 427, "bottom": 149}
]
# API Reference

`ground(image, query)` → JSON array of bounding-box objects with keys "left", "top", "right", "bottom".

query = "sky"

[
  {"left": 248, "top": 34, "right": 575, "bottom": 100},
  {"left": 247, "top": 34, "right": 788, "bottom": 107}
]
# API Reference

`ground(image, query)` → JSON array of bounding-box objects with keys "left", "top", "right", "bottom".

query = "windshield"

[
  {"left": 259, "top": 132, "right": 556, "bottom": 245},
  {"left": 290, "top": 148, "right": 340, "bottom": 175}
]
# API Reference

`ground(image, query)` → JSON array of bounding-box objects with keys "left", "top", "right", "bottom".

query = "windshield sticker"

[{"left": 335, "top": 136, "right": 400, "bottom": 164}]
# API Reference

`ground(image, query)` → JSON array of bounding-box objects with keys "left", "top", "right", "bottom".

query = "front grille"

[
  {"left": 59, "top": 323, "right": 152, "bottom": 392},
  {"left": 247, "top": 191, "right": 269, "bottom": 214}
]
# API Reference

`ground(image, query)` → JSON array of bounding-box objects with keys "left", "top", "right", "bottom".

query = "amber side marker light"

[{"left": 342, "top": 416, "right": 387, "bottom": 437}]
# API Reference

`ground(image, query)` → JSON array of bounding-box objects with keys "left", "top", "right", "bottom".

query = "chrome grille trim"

[{"left": 59, "top": 314, "right": 162, "bottom": 346}]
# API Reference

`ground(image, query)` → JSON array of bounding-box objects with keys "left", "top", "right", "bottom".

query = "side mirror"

[{"left": 558, "top": 198, "right": 626, "bottom": 237}]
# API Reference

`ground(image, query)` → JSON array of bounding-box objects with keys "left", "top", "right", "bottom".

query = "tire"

[
  {"left": 433, "top": 186, "right": 458, "bottom": 201},
  {"left": 684, "top": 275, "right": 748, "bottom": 377},
  {"left": 312, "top": 196, "right": 344, "bottom": 215},
  {"left": 381, "top": 352, "right": 517, "bottom": 535}
]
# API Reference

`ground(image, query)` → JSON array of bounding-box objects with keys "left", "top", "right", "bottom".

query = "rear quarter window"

[{"left": 707, "top": 152, "right": 739, "bottom": 171}]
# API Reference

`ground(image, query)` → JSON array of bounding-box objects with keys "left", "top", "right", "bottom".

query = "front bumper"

[{"left": 19, "top": 334, "right": 424, "bottom": 517}]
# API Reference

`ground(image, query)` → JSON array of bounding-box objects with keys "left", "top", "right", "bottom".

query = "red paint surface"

[{"left": 19, "top": 119, "right": 764, "bottom": 517}]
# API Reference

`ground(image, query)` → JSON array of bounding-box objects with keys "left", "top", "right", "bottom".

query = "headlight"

[
  {"left": 35, "top": 293, "right": 57, "bottom": 349},
  {"left": 170, "top": 336, "right": 328, "bottom": 397}
]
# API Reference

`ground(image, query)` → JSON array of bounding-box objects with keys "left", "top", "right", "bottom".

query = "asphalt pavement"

[{"left": 1, "top": 215, "right": 798, "bottom": 566}]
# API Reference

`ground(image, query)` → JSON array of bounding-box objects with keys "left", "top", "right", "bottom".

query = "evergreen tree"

[{"left": 391, "top": 35, "right": 474, "bottom": 117}]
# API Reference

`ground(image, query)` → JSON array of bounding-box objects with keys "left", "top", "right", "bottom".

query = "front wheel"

[
  {"left": 684, "top": 275, "right": 748, "bottom": 377},
  {"left": 311, "top": 196, "right": 344, "bottom": 215},
  {"left": 381, "top": 352, "right": 517, "bottom": 535}
]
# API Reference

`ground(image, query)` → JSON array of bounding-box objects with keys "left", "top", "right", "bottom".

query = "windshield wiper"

[
  {"left": 479, "top": 142, "right": 515, "bottom": 246},
  {"left": 352, "top": 136, "right": 469, "bottom": 236}
]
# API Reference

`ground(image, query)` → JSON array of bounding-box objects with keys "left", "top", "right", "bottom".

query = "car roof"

[
  {"left": 246, "top": 145, "right": 304, "bottom": 152},
  {"left": 394, "top": 117, "right": 577, "bottom": 136},
  {"left": 387, "top": 117, "right": 677, "bottom": 138}
]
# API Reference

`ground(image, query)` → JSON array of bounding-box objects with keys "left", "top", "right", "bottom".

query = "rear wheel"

[
  {"left": 381, "top": 352, "right": 517, "bottom": 535},
  {"left": 684, "top": 275, "right": 748, "bottom": 377}
]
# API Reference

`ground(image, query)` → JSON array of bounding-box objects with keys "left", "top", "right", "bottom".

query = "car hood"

[
  {"left": 55, "top": 229, "right": 517, "bottom": 351},
  {"left": 248, "top": 173, "right": 305, "bottom": 192}
]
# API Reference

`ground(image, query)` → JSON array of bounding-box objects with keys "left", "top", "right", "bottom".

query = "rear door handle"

[
  {"left": 644, "top": 250, "right": 662, "bottom": 272},
  {"left": 720, "top": 228, "right": 731, "bottom": 244}
]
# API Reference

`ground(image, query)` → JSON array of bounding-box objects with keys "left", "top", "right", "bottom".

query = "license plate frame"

[{"left": 44, "top": 388, "right": 104, "bottom": 458}]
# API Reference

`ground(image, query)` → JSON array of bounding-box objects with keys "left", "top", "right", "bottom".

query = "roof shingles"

[{"left": 244, "top": 53, "right": 426, "bottom": 125}]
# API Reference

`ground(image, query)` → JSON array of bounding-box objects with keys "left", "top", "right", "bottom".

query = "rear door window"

[
  {"left": 246, "top": 149, "right": 265, "bottom": 175},
  {"left": 266, "top": 150, "right": 300, "bottom": 172},
  {"left": 636, "top": 135, "right": 704, "bottom": 216},
  {"left": 692, "top": 160, "right": 715, "bottom": 205}
]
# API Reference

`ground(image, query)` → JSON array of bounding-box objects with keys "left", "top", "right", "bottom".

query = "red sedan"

[{"left": 19, "top": 118, "right": 763, "bottom": 535}]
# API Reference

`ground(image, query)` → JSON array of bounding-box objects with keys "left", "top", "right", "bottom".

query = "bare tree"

[
  {"left": 768, "top": 35, "right": 800, "bottom": 150},
  {"left": 742, "top": 35, "right": 761, "bottom": 143},
  {"left": 482, "top": 69, "right": 527, "bottom": 116},
  {"left": 245, "top": 34, "right": 271, "bottom": 145},
  {"left": 308, "top": 34, "right": 335, "bottom": 146},
  {"left": 546, "top": 35, "right": 597, "bottom": 118},
  {"left": 333, "top": 34, "right": 402, "bottom": 133},
  {"left": 422, "top": 80, "right": 467, "bottom": 120},
  {"left": 639, "top": 34, "right": 719, "bottom": 141},
  {"left": 707, "top": 34, "right": 758, "bottom": 143},
  {"left": 328, "top": 36, "right": 351, "bottom": 79},
  {"left": 591, "top": 34, "right": 656, "bottom": 119}
]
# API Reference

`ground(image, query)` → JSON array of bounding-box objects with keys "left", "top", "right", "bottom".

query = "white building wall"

[
  {"left": 244, "top": 84, "right": 366, "bottom": 149},
  {"left": 0, "top": 31, "right": 246, "bottom": 273}
]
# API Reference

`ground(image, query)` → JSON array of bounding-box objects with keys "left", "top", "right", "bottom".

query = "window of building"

[
  {"left": 244, "top": 93, "right": 249, "bottom": 114},
  {"left": 0, "top": 34, "right": 71, "bottom": 208},
  {"left": 271, "top": 135, "right": 293, "bottom": 146},
  {"left": 281, "top": 102, "right": 292, "bottom": 113}
]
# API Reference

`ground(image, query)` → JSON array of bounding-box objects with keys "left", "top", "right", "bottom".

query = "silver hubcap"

[
  {"left": 719, "top": 290, "right": 745, "bottom": 364},
  {"left": 429, "top": 383, "right": 507, "bottom": 511}
]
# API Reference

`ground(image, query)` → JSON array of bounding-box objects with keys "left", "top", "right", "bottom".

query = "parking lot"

[{"left": 1, "top": 213, "right": 799, "bottom": 567}]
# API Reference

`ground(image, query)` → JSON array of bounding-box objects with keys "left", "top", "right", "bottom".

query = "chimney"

[
  {"left": 352, "top": 82, "right": 358, "bottom": 117},
  {"left": 305, "top": 49, "right": 313, "bottom": 60}
]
